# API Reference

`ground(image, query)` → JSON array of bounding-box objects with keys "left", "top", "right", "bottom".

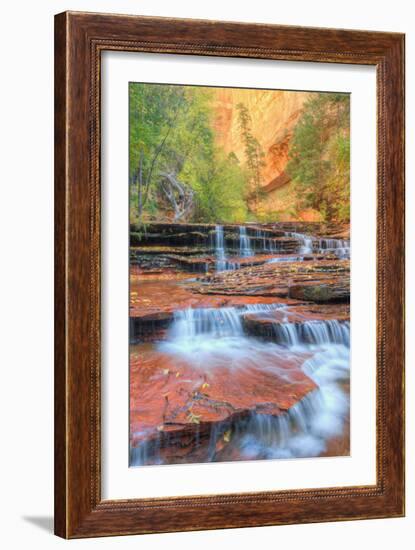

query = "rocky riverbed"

[{"left": 129, "top": 222, "right": 350, "bottom": 466}]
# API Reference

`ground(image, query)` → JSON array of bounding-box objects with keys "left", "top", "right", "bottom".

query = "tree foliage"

[
  {"left": 286, "top": 93, "right": 350, "bottom": 222},
  {"left": 129, "top": 83, "right": 248, "bottom": 224},
  {"left": 236, "top": 103, "right": 266, "bottom": 211}
]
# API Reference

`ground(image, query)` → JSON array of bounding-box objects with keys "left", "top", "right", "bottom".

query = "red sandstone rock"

[
  {"left": 242, "top": 303, "right": 350, "bottom": 339},
  {"left": 130, "top": 347, "right": 315, "bottom": 463},
  {"left": 190, "top": 259, "right": 349, "bottom": 301},
  {"left": 129, "top": 272, "right": 304, "bottom": 321}
]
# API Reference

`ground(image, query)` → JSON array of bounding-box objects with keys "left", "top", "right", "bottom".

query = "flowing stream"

[
  {"left": 284, "top": 231, "right": 350, "bottom": 258},
  {"left": 239, "top": 226, "right": 253, "bottom": 257},
  {"left": 212, "top": 225, "right": 350, "bottom": 272},
  {"left": 130, "top": 223, "right": 350, "bottom": 466},
  {"left": 131, "top": 305, "right": 350, "bottom": 465}
]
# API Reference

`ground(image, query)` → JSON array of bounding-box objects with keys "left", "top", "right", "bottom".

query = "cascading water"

[
  {"left": 160, "top": 304, "right": 284, "bottom": 354},
  {"left": 316, "top": 238, "right": 350, "bottom": 259},
  {"left": 212, "top": 224, "right": 285, "bottom": 271},
  {"left": 213, "top": 226, "right": 350, "bottom": 269},
  {"left": 204, "top": 315, "right": 350, "bottom": 462},
  {"left": 284, "top": 231, "right": 350, "bottom": 258},
  {"left": 130, "top": 223, "right": 350, "bottom": 467},
  {"left": 254, "top": 229, "right": 280, "bottom": 253},
  {"left": 130, "top": 304, "right": 351, "bottom": 465},
  {"left": 169, "top": 306, "right": 245, "bottom": 340},
  {"left": 239, "top": 226, "right": 253, "bottom": 257},
  {"left": 237, "top": 344, "right": 350, "bottom": 460},
  {"left": 272, "top": 319, "right": 350, "bottom": 347},
  {"left": 212, "top": 225, "right": 240, "bottom": 271},
  {"left": 284, "top": 231, "right": 314, "bottom": 254},
  {"left": 214, "top": 225, "right": 227, "bottom": 271}
]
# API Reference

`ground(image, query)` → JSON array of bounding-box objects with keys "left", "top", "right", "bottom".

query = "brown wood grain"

[{"left": 54, "top": 11, "right": 405, "bottom": 538}]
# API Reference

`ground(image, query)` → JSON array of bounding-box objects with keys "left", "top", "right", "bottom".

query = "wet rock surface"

[
  {"left": 130, "top": 346, "right": 316, "bottom": 464},
  {"left": 190, "top": 260, "right": 349, "bottom": 302},
  {"left": 129, "top": 222, "right": 351, "bottom": 465},
  {"left": 242, "top": 303, "right": 350, "bottom": 341}
]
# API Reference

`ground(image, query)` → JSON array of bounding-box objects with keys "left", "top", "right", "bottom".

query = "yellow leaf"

[{"left": 187, "top": 412, "right": 201, "bottom": 424}]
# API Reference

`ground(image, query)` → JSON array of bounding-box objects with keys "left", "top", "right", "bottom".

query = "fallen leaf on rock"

[{"left": 187, "top": 412, "right": 201, "bottom": 424}]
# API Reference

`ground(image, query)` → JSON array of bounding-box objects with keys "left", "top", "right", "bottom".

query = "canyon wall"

[
  {"left": 213, "top": 88, "right": 309, "bottom": 184},
  {"left": 212, "top": 88, "right": 320, "bottom": 220}
]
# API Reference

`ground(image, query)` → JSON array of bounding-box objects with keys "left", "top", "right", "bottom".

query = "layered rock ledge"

[
  {"left": 130, "top": 348, "right": 315, "bottom": 464},
  {"left": 190, "top": 259, "right": 350, "bottom": 302}
]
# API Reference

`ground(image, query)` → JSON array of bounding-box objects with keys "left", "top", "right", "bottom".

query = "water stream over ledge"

[
  {"left": 210, "top": 225, "right": 350, "bottom": 273},
  {"left": 130, "top": 222, "right": 350, "bottom": 466},
  {"left": 130, "top": 305, "right": 350, "bottom": 466}
]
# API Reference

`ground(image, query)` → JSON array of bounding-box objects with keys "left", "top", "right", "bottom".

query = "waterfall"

[
  {"left": 256, "top": 229, "right": 267, "bottom": 252},
  {"left": 284, "top": 231, "right": 314, "bottom": 254},
  {"left": 132, "top": 304, "right": 350, "bottom": 466},
  {"left": 236, "top": 355, "right": 349, "bottom": 460},
  {"left": 160, "top": 305, "right": 348, "bottom": 354},
  {"left": 214, "top": 225, "right": 227, "bottom": 271},
  {"left": 133, "top": 316, "right": 350, "bottom": 465},
  {"left": 316, "top": 238, "right": 350, "bottom": 259},
  {"left": 252, "top": 228, "right": 281, "bottom": 253},
  {"left": 163, "top": 306, "right": 349, "bottom": 347},
  {"left": 165, "top": 304, "right": 283, "bottom": 342},
  {"left": 212, "top": 226, "right": 241, "bottom": 271},
  {"left": 217, "top": 325, "right": 350, "bottom": 461},
  {"left": 284, "top": 231, "right": 350, "bottom": 258},
  {"left": 239, "top": 226, "right": 253, "bottom": 257},
  {"left": 243, "top": 303, "right": 285, "bottom": 313},
  {"left": 169, "top": 307, "right": 244, "bottom": 339},
  {"left": 131, "top": 222, "right": 351, "bottom": 467},
  {"left": 272, "top": 320, "right": 350, "bottom": 346}
]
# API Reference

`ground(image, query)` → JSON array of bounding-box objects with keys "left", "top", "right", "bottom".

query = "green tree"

[
  {"left": 181, "top": 150, "right": 248, "bottom": 223},
  {"left": 286, "top": 93, "right": 350, "bottom": 222},
  {"left": 129, "top": 84, "right": 192, "bottom": 220},
  {"left": 129, "top": 83, "right": 249, "bottom": 224},
  {"left": 236, "top": 103, "right": 266, "bottom": 211}
]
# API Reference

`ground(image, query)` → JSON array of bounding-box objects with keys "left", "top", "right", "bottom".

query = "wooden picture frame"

[{"left": 54, "top": 11, "right": 405, "bottom": 538}]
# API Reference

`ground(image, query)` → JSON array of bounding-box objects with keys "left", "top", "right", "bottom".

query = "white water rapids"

[
  {"left": 130, "top": 223, "right": 350, "bottom": 466},
  {"left": 131, "top": 304, "right": 350, "bottom": 465}
]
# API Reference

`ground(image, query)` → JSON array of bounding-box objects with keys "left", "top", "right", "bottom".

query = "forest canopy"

[
  {"left": 129, "top": 83, "right": 249, "bottom": 224},
  {"left": 286, "top": 92, "right": 350, "bottom": 222},
  {"left": 129, "top": 83, "right": 350, "bottom": 225}
]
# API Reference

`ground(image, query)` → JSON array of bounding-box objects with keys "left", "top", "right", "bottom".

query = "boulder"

[{"left": 289, "top": 279, "right": 350, "bottom": 303}]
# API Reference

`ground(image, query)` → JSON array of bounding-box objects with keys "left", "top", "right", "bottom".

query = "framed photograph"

[{"left": 54, "top": 11, "right": 405, "bottom": 538}]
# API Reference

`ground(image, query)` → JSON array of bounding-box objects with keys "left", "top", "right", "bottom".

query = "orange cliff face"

[{"left": 212, "top": 87, "right": 320, "bottom": 220}]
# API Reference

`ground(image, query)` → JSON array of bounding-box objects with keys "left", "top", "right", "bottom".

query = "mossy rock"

[{"left": 289, "top": 283, "right": 349, "bottom": 303}]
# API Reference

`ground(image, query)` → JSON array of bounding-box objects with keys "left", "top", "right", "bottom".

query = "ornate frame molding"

[{"left": 55, "top": 11, "right": 405, "bottom": 538}]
